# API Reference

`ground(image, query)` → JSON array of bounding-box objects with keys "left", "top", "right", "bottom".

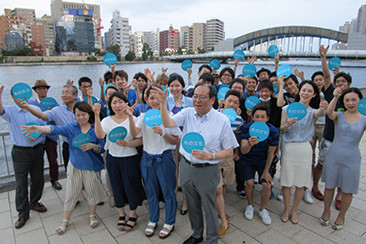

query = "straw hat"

[{"left": 32, "top": 80, "right": 50, "bottom": 90}]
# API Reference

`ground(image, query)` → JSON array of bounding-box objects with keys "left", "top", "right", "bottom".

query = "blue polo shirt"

[
  {"left": 51, "top": 122, "right": 105, "bottom": 172},
  {"left": 239, "top": 122, "right": 279, "bottom": 166}
]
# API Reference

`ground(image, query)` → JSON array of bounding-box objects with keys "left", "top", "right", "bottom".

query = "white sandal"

[
  {"left": 145, "top": 222, "right": 157, "bottom": 237},
  {"left": 55, "top": 220, "right": 69, "bottom": 235},
  {"left": 89, "top": 215, "right": 99, "bottom": 228},
  {"left": 159, "top": 223, "right": 175, "bottom": 239}
]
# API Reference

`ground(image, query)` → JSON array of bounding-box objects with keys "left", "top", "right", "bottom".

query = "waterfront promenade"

[{"left": 1, "top": 136, "right": 366, "bottom": 243}]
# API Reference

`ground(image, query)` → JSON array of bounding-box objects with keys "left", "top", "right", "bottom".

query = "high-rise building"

[
  {"left": 180, "top": 26, "right": 190, "bottom": 49},
  {"left": 357, "top": 5, "right": 366, "bottom": 34},
  {"left": 7, "top": 8, "right": 36, "bottom": 25},
  {"left": 160, "top": 25, "right": 179, "bottom": 54},
  {"left": 338, "top": 4, "right": 366, "bottom": 50},
  {"left": 37, "top": 15, "right": 55, "bottom": 56},
  {"left": 192, "top": 23, "right": 206, "bottom": 52},
  {"left": 108, "top": 10, "right": 130, "bottom": 57},
  {"left": 54, "top": 12, "right": 95, "bottom": 55},
  {"left": 130, "top": 32, "right": 144, "bottom": 58},
  {"left": 51, "top": 0, "right": 102, "bottom": 48},
  {"left": 205, "top": 19, "right": 224, "bottom": 51},
  {"left": 31, "top": 24, "right": 46, "bottom": 55},
  {"left": 1, "top": 9, "right": 28, "bottom": 49}
]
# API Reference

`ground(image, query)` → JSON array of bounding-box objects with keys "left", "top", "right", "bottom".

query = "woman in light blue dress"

[{"left": 320, "top": 87, "right": 366, "bottom": 230}]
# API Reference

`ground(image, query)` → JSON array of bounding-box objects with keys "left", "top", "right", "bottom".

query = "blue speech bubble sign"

[
  {"left": 210, "top": 59, "right": 221, "bottom": 70},
  {"left": 242, "top": 64, "right": 257, "bottom": 78},
  {"left": 245, "top": 96, "right": 261, "bottom": 110},
  {"left": 181, "top": 59, "right": 193, "bottom": 71},
  {"left": 72, "top": 133, "right": 91, "bottom": 148},
  {"left": 273, "top": 83, "right": 279, "bottom": 95},
  {"left": 217, "top": 87, "right": 230, "bottom": 100},
  {"left": 161, "top": 86, "right": 170, "bottom": 96},
  {"left": 11, "top": 83, "right": 32, "bottom": 101},
  {"left": 287, "top": 102, "right": 307, "bottom": 120},
  {"left": 40, "top": 97, "right": 58, "bottom": 110},
  {"left": 108, "top": 126, "right": 128, "bottom": 143},
  {"left": 268, "top": 45, "right": 279, "bottom": 58},
  {"left": 249, "top": 121, "right": 270, "bottom": 142},
  {"left": 144, "top": 109, "right": 162, "bottom": 127},
  {"left": 83, "top": 96, "right": 98, "bottom": 105},
  {"left": 103, "top": 83, "right": 116, "bottom": 96},
  {"left": 182, "top": 132, "right": 205, "bottom": 153},
  {"left": 222, "top": 108, "right": 237, "bottom": 124},
  {"left": 276, "top": 64, "right": 293, "bottom": 78},
  {"left": 25, "top": 122, "right": 41, "bottom": 139},
  {"left": 328, "top": 57, "right": 341, "bottom": 71},
  {"left": 233, "top": 50, "right": 245, "bottom": 61},
  {"left": 357, "top": 97, "right": 366, "bottom": 115},
  {"left": 104, "top": 53, "right": 117, "bottom": 66}
]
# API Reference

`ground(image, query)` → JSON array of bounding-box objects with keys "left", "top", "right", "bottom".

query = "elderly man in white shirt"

[{"left": 152, "top": 84, "right": 239, "bottom": 244}]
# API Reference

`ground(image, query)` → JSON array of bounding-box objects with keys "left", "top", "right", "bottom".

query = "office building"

[
  {"left": 205, "top": 18, "right": 225, "bottom": 51},
  {"left": 108, "top": 10, "right": 130, "bottom": 57}
]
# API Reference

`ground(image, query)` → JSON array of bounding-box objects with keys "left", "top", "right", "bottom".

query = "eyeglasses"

[
  {"left": 193, "top": 95, "right": 209, "bottom": 100},
  {"left": 62, "top": 91, "right": 73, "bottom": 95},
  {"left": 222, "top": 73, "right": 232, "bottom": 77}
]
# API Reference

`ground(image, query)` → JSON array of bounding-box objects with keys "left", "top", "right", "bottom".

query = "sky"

[{"left": 1, "top": 0, "right": 365, "bottom": 38}]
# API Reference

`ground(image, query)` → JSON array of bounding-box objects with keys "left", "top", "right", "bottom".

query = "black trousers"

[
  {"left": 12, "top": 144, "right": 45, "bottom": 218},
  {"left": 62, "top": 142, "right": 70, "bottom": 172}
]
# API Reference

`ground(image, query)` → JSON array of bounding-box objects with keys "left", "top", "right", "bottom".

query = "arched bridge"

[{"left": 234, "top": 26, "right": 348, "bottom": 49}]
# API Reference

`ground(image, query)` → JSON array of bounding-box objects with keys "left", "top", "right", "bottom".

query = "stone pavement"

[{"left": 1, "top": 136, "right": 366, "bottom": 244}]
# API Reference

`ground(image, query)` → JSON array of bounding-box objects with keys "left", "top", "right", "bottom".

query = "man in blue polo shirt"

[
  {"left": 239, "top": 104, "right": 279, "bottom": 225},
  {"left": 0, "top": 85, "right": 47, "bottom": 229}
]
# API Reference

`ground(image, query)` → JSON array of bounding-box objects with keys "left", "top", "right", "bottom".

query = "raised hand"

[
  {"left": 124, "top": 103, "right": 137, "bottom": 116},
  {"left": 99, "top": 77, "right": 104, "bottom": 88},
  {"left": 294, "top": 68, "right": 304, "bottom": 80},
  {"left": 93, "top": 103, "right": 101, "bottom": 115},
  {"left": 234, "top": 58, "right": 240, "bottom": 66},
  {"left": 319, "top": 100, "right": 329, "bottom": 110},
  {"left": 319, "top": 45, "right": 329, "bottom": 58},
  {"left": 278, "top": 75, "right": 286, "bottom": 88},
  {"left": 109, "top": 63, "right": 115, "bottom": 72},
  {"left": 333, "top": 87, "right": 342, "bottom": 98},
  {"left": 0, "top": 85, "right": 4, "bottom": 95},
  {"left": 150, "top": 86, "right": 168, "bottom": 104},
  {"left": 248, "top": 55, "right": 257, "bottom": 64},
  {"left": 66, "top": 79, "right": 74, "bottom": 85},
  {"left": 162, "top": 67, "right": 168, "bottom": 74}
]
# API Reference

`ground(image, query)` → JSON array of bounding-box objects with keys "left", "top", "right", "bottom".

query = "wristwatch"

[{"left": 212, "top": 153, "right": 216, "bottom": 160}]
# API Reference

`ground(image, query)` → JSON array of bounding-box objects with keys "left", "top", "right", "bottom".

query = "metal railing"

[{"left": 0, "top": 131, "right": 65, "bottom": 181}]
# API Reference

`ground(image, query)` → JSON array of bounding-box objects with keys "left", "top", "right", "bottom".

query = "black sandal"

[
  {"left": 124, "top": 216, "right": 138, "bottom": 232},
  {"left": 117, "top": 216, "right": 125, "bottom": 231}
]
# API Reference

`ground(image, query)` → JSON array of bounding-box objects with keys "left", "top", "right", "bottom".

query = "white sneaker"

[
  {"left": 259, "top": 209, "right": 272, "bottom": 225},
  {"left": 303, "top": 190, "right": 314, "bottom": 204},
  {"left": 277, "top": 191, "right": 283, "bottom": 201},
  {"left": 244, "top": 205, "right": 254, "bottom": 220}
]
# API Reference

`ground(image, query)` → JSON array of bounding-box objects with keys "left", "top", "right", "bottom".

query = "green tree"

[
  {"left": 125, "top": 51, "right": 135, "bottom": 61},
  {"left": 197, "top": 47, "right": 206, "bottom": 54},
  {"left": 95, "top": 48, "right": 107, "bottom": 56},
  {"left": 106, "top": 44, "right": 121, "bottom": 61},
  {"left": 177, "top": 46, "right": 186, "bottom": 55},
  {"left": 187, "top": 49, "right": 195, "bottom": 55},
  {"left": 142, "top": 43, "right": 153, "bottom": 61}
]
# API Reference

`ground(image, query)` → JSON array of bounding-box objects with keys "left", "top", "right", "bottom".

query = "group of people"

[{"left": 1, "top": 45, "right": 365, "bottom": 244}]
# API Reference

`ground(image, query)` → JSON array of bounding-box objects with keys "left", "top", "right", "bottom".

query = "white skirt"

[{"left": 280, "top": 142, "right": 312, "bottom": 188}]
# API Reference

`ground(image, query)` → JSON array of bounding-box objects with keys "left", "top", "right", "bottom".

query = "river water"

[{"left": 0, "top": 60, "right": 365, "bottom": 177}]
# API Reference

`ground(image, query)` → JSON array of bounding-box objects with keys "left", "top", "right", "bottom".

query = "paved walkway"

[{"left": 1, "top": 136, "right": 366, "bottom": 244}]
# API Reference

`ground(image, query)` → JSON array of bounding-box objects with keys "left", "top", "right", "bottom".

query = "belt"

[
  {"left": 14, "top": 143, "right": 43, "bottom": 150},
  {"left": 183, "top": 156, "right": 214, "bottom": 168}
]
